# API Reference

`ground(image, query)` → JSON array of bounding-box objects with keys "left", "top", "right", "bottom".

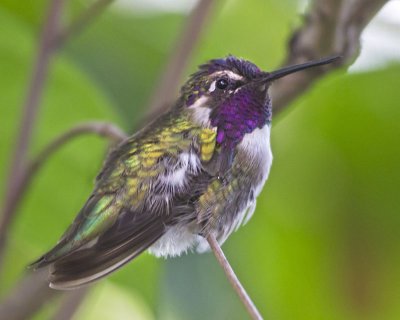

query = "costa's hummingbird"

[{"left": 31, "top": 55, "right": 339, "bottom": 289}]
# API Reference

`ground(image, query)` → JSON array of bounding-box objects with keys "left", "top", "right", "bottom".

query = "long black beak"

[{"left": 262, "top": 55, "right": 341, "bottom": 82}]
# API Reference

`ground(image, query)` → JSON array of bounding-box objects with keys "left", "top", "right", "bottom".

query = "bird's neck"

[{"left": 210, "top": 89, "right": 271, "bottom": 149}]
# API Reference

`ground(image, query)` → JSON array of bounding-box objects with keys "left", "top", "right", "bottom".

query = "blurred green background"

[{"left": 0, "top": 0, "right": 400, "bottom": 319}]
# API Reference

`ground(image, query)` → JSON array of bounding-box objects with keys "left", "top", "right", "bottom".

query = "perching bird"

[{"left": 30, "top": 55, "right": 339, "bottom": 289}]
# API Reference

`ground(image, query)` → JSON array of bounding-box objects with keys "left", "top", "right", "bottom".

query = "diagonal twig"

[
  {"left": 207, "top": 234, "right": 263, "bottom": 320},
  {"left": 271, "top": 0, "right": 389, "bottom": 114},
  {"left": 51, "top": 286, "right": 91, "bottom": 320},
  {"left": 144, "top": 0, "right": 215, "bottom": 119},
  {"left": 0, "top": 269, "right": 57, "bottom": 320},
  {"left": 29, "top": 121, "right": 126, "bottom": 177},
  {"left": 53, "top": 0, "right": 115, "bottom": 49},
  {"left": 0, "top": 123, "right": 126, "bottom": 319},
  {"left": 12, "top": 122, "right": 127, "bottom": 221},
  {"left": 0, "top": 0, "right": 65, "bottom": 268},
  {"left": 0, "top": 0, "right": 122, "bottom": 319},
  {"left": 0, "top": 0, "right": 120, "bottom": 271}
]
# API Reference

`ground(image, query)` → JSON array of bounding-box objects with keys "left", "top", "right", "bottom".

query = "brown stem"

[
  {"left": 144, "top": 0, "right": 215, "bottom": 119},
  {"left": 39, "top": 123, "right": 125, "bottom": 319},
  {"left": 53, "top": 0, "right": 115, "bottom": 49},
  {"left": 0, "top": 269, "right": 58, "bottom": 320},
  {"left": 51, "top": 287, "right": 90, "bottom": 320},
  {"left": 0, "top": 122, "right": 126, "bottom": 254},
  {"left": 29, "top": 121, "right": 126, "bottom": 177},
  {"left": 0, "top": 123, "right": 126, "bottom": 318},
  {"left": 0, "top": 0, "right": 65, "bottom": 267},
  {"left": 207, "top": 234, "right": 263, "bottom": 320},
  {"left": 0, "top": 0, "right": 120, "bottom": 318},
  {"left": 16, "top": 122, "right": 126, "bottom": 217},
  {"left": 272, "top": 0, "right": 389, "bottom": 114}
]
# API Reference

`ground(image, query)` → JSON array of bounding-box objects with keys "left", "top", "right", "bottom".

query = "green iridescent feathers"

[{"left": 29, "top": 110, "right": 221, "bottom": 287}]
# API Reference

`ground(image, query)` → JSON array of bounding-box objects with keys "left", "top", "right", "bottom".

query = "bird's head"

[{"left": 180, "top": 55, "right": 339, "bottom": 147}]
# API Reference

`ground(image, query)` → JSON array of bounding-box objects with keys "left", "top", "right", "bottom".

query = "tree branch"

[
  {"left": 53, "top": 0, "right": 115, "bottom": 49},
  {"left": 145, "top": 0, "right": 215, "bottom": 118},
  {"left": 0, "top": 0, "right": 65, "bottom": 268},
  {"left": 271, "top": 0, "right": 389, "bottom": 114},
  {"left": 51, "top": 287, "right": 90, "bottom": 320},
  {"left": 0, "top": 123, "right": 126, "bottom": 319},
  {"left": 29, "top": 122, "right": 126, "bottom": 178},
  {"left": 0, "top": 269, "right": 58, "bottom": 320},
  {"left": 13, "top": 122, "right": 126, "bottom": 220},
  {"left": 207, "top": 234, "right": 263, "bottom": 320},
  {"left": 0, "top": 0, "right": 118, "bottom": 270},
  {"left": 0, "top": 0, "right": 120, "bottom": 319}
]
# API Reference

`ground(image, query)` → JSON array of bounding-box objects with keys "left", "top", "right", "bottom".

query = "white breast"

[
  {"left": 233, "top": 124, "right": 273, "bottom": 227},
  {"left": 239, "top": 124, "right": 273, "bottom": 196}
]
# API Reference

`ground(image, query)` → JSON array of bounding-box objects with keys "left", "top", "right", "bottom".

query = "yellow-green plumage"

[{"left": 30, "top": 109, "right": 230, "bottom": 288}]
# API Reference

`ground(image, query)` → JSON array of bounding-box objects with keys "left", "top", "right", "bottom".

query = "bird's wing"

[{"left": 29, "top": 113, "right": 217, "bottom": 289}]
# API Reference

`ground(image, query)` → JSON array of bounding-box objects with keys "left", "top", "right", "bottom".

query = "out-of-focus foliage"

[{"left": 0, "top": 0, "right": 399, "bottom": 319}]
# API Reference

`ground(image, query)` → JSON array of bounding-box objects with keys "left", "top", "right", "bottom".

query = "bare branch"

[
  {"left": 51, "top": 287, "right": 90, "bottom": 320},
  {"left": 145, "top": 0, "right": 215, "bottom": 118},
  {"left": 14, "top": 122, "right": 126, "bottom": 219},
  {"left": 0, "top": 0, "right": 119, "bottom": 269},
  {"left": 0, "top": 0, "right": 120, "bottom": 318},
  {"left": 0, "top": 0, "right": 65, "bottom": 268},
  {"left": 272, "top": 0, "right": 389, "bottom": 114},
  {"left": 54, "top": 0, "right": 115, "bottom": 48},
  {"left": 0, "top": 269, "right": 58, "bottom": 320},
  {"left": 0, "top": 123, "right": 126, "bottom": 318},
  {"left": 29, "top": 122, "right": 126, "bottom": 177},
  {"left": 207, "top": 234, "right": 263, "bottom": 320},
  {"left": 0, "top": 122, "right": 126, "bottom": 264}
]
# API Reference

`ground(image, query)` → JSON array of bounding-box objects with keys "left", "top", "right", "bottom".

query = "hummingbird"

[{"left": 30, "top": 55, "right": 339, "bottom": 289}]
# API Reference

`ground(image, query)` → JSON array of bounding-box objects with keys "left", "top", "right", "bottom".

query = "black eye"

[{"left": 216, "top": 78, "right": 229, "bottom": 90}]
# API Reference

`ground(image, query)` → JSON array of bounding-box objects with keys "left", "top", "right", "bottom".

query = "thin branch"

[
  {"left": 11, "top": 122, "right": 127, "bottom": 222},
  {"left": 29, "top": 122, "right": 126, "bottom": 177},
  {"left": 53, "top": 0, "right": 115, "bottom": 49},
  {"left": 0, "top": 123, "right": 126, "bottom": 318},
  {"left": 51, "top": 287, "right": 90, "bottom": 320},
  {"left": 271, "top": 0, "right": 389, "bottom": 114},
  {"left": 207, "top": 234, "right": 263, "bottom": 320},
  {"left": 0, "top": 269, "right": 58, "bottom": 320},
  {"left": 0, "top": 0, "right": 65, "bottom": 267},
  {"left": 0, "top": 0, "right": 118, "bottom": 270},
  {"left": 0, "top": 0, "right": 120, "bottom": 318},
  {"left": 145, "top": 0, "right": 215, "bottom": 118}
]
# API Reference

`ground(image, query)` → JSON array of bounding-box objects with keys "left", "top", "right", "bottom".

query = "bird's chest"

[
  {"left": 207, "top": 125, "right": 272, "bottom": 239},
  {"left": 235, "top": 124, "right": 272, "bottom": 196}
]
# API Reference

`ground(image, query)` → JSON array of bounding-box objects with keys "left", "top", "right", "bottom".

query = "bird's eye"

[{"left": 216, "top": 78, "right": 229, "bottom": 90}]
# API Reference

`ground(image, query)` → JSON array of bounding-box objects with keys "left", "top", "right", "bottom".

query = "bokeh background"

[{"left": 1, "top": 0, "right": 400, "bottom": 319}]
